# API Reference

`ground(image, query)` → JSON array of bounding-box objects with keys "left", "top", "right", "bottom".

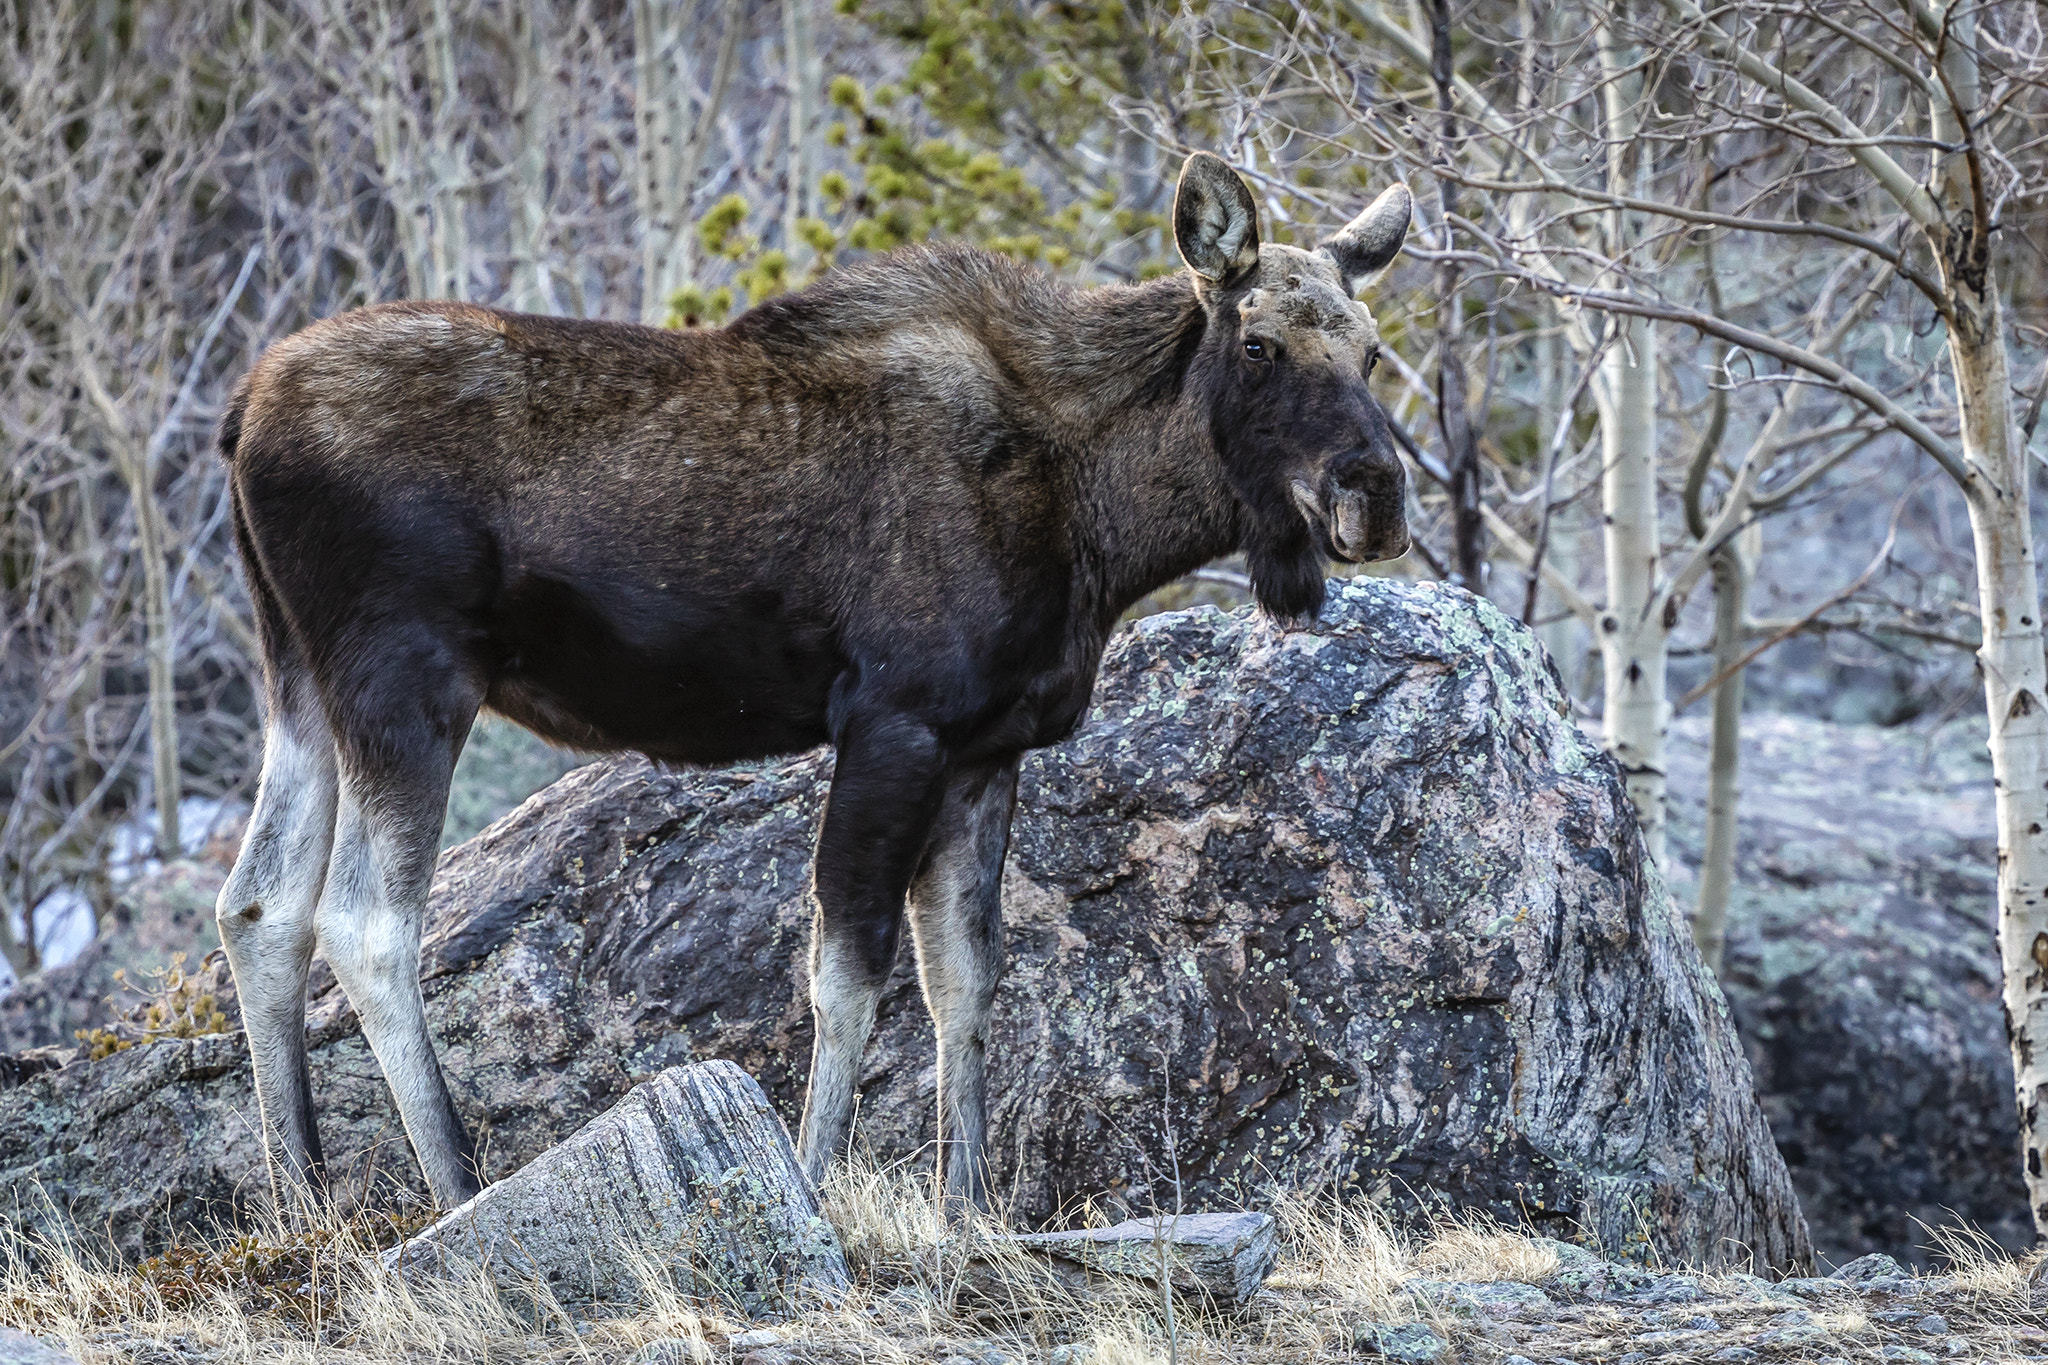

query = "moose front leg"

[
  {"left": 795, "top": 710, "right": 948, "bottom": 1187},
  {"left": 908, "top": 755, "right": 1020, "bottom": 1218}
]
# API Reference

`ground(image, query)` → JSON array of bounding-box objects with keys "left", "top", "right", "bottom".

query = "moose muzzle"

[{"left": 1291, "top": 449, "right": 1409, "bottom": 563}]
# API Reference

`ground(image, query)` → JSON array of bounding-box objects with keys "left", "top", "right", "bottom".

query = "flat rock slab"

[
  {"left": 385, "top": 1061, "right": 845, "bottom": 1315},
  {"left": 0, "top": 1330, "right": 78, "bottom": 1365},
  {"left": 1007, "top": 1210, "right": 1277, "bottom": 1304}
]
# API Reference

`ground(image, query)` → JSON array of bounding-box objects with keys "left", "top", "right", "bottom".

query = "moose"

[{"left": 214, "top": 152, "right": 1413, "bottom": 1216}]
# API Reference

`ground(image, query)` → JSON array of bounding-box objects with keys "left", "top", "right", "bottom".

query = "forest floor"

[{"left": 4, "top": 1166, "right": 2047, "bottom": 1365}]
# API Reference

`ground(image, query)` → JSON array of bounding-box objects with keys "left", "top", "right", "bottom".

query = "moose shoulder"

[{"left": 215, "top": 152, "right": 1413, "bottom": 1218}]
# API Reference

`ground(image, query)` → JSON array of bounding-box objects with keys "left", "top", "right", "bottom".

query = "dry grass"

[
  {"left": 1926, "top": 1218, "right": 2045, "bottom": 1307},
  {"left": 5, "top": 1164, "right": 2046, "bottom": 1364},
  {"left": 1407, "top": 1218, "right": 1563, "bottom": 1285}
]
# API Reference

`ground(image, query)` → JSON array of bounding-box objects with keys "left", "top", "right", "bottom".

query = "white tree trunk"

[
  {"left": 1595, "top": 315, "right": 1668, "bottom": 866},
  {"left": 634, "top": 0, "right": 745, "bottom": 323},
  {"left": 1956, "top": 313, "right": 2048, "bottom": 1236},
  {"left": 1919, "top": 3, "right": 2048, "bottom": 1239},
  {"left": 782, "top": 0, "right": 821, "bottom": 265},
  {"left": 1694, "top": 523, "right": 1759, "bottom": 975},
  {"left": 633, "top": 0, "right": 688, "bottom": 324},
  {"left": 504, "top": 3, "right": 563, "bottom": 315}
]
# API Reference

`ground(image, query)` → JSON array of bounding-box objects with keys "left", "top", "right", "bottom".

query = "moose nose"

[{"left": 1304, "top": 449, "right": 1409, "bottom": 563}]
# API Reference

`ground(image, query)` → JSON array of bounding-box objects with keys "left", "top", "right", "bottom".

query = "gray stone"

[
  {"left": 625, "top": 1340, "right": 711, "bottom": 1365},
  {"left": 1, "top": 584, "right": 1808, "bottom": 1271},
  {"left": 385, "top": 1061, "right": 846, "bottom": 1315},
  {"left": 1916, "top": 1314, "right": 1950, "bottom": 1335},
  {"left": 1665, "top": 714, "right": 2031, "bottom": 1268},
  {"left": 729, "top": 1331, "right": 783, "bottom": 1349},
  {"left": 1754, "top": 1325, "right": 1831, "bottom": 1348},
  {"left": 1531, "top": 1237, "right": 1604, "bottom": 1270},
  {"left": 0, "top": 1329, "right": 78, "bottom": 1365},
  {"left": 1006, "top": 1210, "right": 1276, "bottom": 1305},
  {"left": 1831, "top": 1252, "right": 1906, "bottom": 1283},
  {"left": 1356, "top": 1322, "right": 1449, "bottom": 1363},
  {"left": 1709, "top": 1351, "right": 1758, "bottom": 1363},
  {"left": 1406, "top": 1278, "right": 1551, "bottom": 1316},
  {"left": 1778, "top": 1276, "right": 1847, "bottom": 1297},
  {"left": 1879, "top": 1349, "right": 1937, "bottom": 1365}
]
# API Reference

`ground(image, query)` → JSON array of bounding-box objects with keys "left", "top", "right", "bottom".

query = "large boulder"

[
  {"left": 1663, "top": 712, "right": 2026, "bottom": 1266},
  {"left": 0, "top": 580, "right": 1808, "bottom": 1270}
]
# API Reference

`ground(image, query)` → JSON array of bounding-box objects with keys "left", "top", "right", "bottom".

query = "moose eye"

[
  {"left": 1365, "top": 350, "right": 1380, "bottom": 376},
  {"left": 1244, "top": 339, "right": 1269, "bottom": 362}
]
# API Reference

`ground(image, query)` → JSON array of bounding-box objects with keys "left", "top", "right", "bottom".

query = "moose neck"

[{"left": 1036, "top": 274, "right": 1248, "bottom": 628}]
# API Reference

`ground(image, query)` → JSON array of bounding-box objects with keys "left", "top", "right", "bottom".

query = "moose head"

[{"left": 1174, "top": 151, "right": 1414, "bottom": 620}]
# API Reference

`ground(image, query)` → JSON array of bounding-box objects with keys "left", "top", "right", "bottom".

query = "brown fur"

[{"left": 214, "top": 153, "right": 1414, "bottom": 1214}]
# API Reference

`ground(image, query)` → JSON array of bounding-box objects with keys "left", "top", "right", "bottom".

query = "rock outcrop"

[
  {"left": 0, "top": 581, "right": 1808, "bottom": 1270},
  {"left": 1664, "top": 713, "right": 2026, "bottom": 1266}
]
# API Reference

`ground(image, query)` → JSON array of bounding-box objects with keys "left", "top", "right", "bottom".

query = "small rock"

[
  {"left": 1878, "top": 1348, "right": 1937, "bottom": 1365},
  {"left": 1047, "top": 1347, "right": 1092, "bottom": 1365},
  {"left": 1007, "top": 1210, "right": 1277, "bottom": 1305},
  {"left": 1632, "top": 1273, "right": 1705, "bottom": 1304},
  {"left": 1915, "top": 1314, "right": 1950, "bottom": 1335},
  {"left": 1503, "top": 1357, "right": 1540, "bottom": 1365},
  {"left": 1615, "top": 1355, "right": 1648, "bottom": 1364},
  {"left": 1780, "top": 1277, "right": 1846, "bottom": 1297},
  {"left": 1754, "top": 1325, "right": 1831, "bottom": 1348},
  {"left": 729, "top": 1331, "right": 782, "bottom": 1349},
  {"left": 0, "top": 1330, "right": 80, "bottom": 1365},
  {"left": 1832, "top": 1253, "right": 1906, "bottom": 1283},
  {"left": 1406, "top": 1278, "right": 1551, "bottom": 1316},
  {"left": 1710, "top": 1351, "right": 1758, "bottom": 1363},
  {"left": 1356, "top": 1322, "right": 1449, "bottom": 1363},
  {"left": 1769, "top": 1309, "right": 1816, "bottom": 1327},
  {"left": 1687, "top": 1315, "right": 1722, "bottom": 1330},
  {"left": 386, "top": 1062, "right": 847, "bottom": 1315},
  {"left": 626, "top": 1340, "right": 710, "bottom": 1365},
  {"left": 1531, "top": 1237, "right": 1605, "bottom": 1270}
]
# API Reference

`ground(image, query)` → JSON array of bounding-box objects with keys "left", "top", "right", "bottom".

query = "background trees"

[{"left": 2, "top": 0, "right": 2045, "bottom": 1232}]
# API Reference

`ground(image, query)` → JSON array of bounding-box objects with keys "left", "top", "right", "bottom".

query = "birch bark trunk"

[
  {"left": 1920, "top": 5, "right": 2048, "bottom": 1238},
  {"left": 1694, "top": 525, "right": 1758, "bottom": 974},
  {"left": 634, "top": 0, "right": 744, "bottom": 323},
  {"left": 1591, "top": 8, "right": 1668, "bottom": 865},
  {"left": 1595, "top": 314, "right": 1668, "bottom": 866},
  {"left": 782, "top": 0, "right": 821, "bottom": 265}
]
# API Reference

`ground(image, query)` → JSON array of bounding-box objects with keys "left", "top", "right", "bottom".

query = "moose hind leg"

[
  {"left": 216, "top": 704, "right": 340, "bottom": 1201},
  {"left": 795, "top": 711, "right": 949, "bottom": 1186},
  {"left": 908, "top": 757, "right": 1019, "bottom": 1217},
  {"left": 314, "top": 689, "right": 482, "bottom": 1209}
]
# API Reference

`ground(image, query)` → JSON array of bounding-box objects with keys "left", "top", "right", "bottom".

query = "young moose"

[{"left": 216, "top": 153, "right": 1413, "bottom": 1214}]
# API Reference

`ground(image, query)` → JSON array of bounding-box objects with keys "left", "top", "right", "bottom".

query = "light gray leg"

[
  {"left": 795, "top": 928, "right": 893, "bottom": 1185},
  {"left": 793, "top": 710, "right": 949, "bottom": 1187},
  {"left": 907, "top": 756, "right": 1019, "bottom": 1217},
  {"left": 313, "top": 763, "right": 480, "bottom": 1208},
  {"left": 216, "top": 713, "right": 340, "bottom": 1203}
]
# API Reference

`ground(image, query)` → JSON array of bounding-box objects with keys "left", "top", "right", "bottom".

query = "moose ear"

[
  {"left": 1173, "top": 152, "right": 1261, "bottom": 286},
  {"left": 1319, "top": 182, "right": 1412, "bottom": 292}
]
